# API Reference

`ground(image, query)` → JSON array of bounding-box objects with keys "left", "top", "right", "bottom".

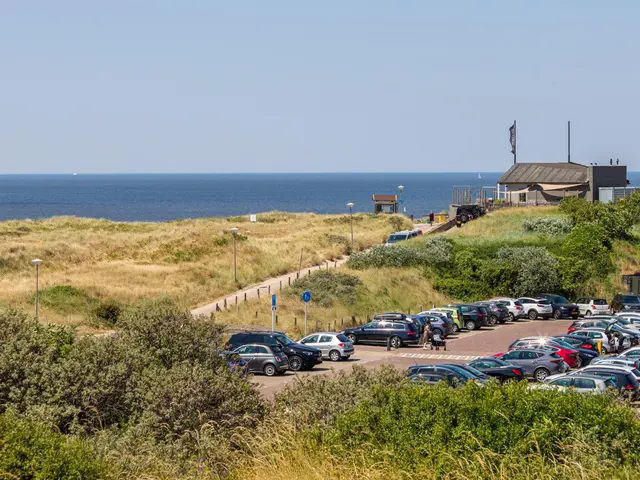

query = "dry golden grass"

[
  {"left": 212, "top": 267, "right": 451, "bottom": 337},
  {"left": 0, "top": 213, "right": 408, "bottom": 328}
]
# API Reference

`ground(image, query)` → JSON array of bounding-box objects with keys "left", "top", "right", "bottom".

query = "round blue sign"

[{"left": 302, "top": 291, "right": 311, "bottom": 303}]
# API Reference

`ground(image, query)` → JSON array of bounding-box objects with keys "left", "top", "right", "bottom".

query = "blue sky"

[{"left": 1, "top": 1, "right": 638, "bottom": 173}]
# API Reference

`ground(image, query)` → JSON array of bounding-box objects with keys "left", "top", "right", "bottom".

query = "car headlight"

[{"left": 303, "top": 351, "right": 313, "bottom": 356}]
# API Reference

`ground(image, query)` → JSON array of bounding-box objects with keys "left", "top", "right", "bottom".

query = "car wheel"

[
  {"left": 528, "top": 309, "right": 538, "bottom": 320},
  {"left": 342, "top": 355, "right": 351, "bottom": 361},
  {"left": 489, "top": 315, "right": 498, "bottom": 325},
  {"left": 465, "top": 320, "right": 477, "bottom": 331},
  {"left": 452, "top": 323, "right": 460, "bottom": 333},
  {"left": 390, "top": 336, "right": 402, "bottom": 349},
  {"left": 553, "top": 309, "right": 562, "bottom": 319},
  {"left": 534, "top": 367, "right": 550, "bottom": 382},
  {"left": 585, "top": 310, "right": 592, "bottom": 317},
  {"left": 460, "top": 213, "right": 469, "bottom": 223},
  {"left": 508, "top": 313, "right": 515, "bottom": 322},
  {"left": 288, "top": 355, "right": 303, "bottom": 371},
  {"left": 329, "top": 350, "right": 341, "bottom": 362},
  {"left": 498, "top": 317, "right": 507, "bottom": 324},
  {"left": 263, "top": 364, "right": 277, "bottom": 376},
  {"left": 571, "top": 315, "right": 579, "bottom": 320},
  {"left": 346, "top": 334, "right": 357, "bottom": 344}
]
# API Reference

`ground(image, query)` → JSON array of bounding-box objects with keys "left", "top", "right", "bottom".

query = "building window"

[{"left": 519, "top": 193, "right": 527, "bottom": 203}]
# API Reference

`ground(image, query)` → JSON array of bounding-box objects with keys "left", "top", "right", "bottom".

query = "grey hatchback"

[
  {"left": 232, "top": 344, "right": 289, "bottom": 376},
  {"left": 299, "top": 332, "right": 355, "bottom": 361}
]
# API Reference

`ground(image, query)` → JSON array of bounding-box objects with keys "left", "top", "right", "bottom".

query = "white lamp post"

[
  {"left": 31, "top": 259, "right": 43, "bottom": 321},
  {"left": 230, "top": 228, "right": 239, "bottom": 283},
  {"left": 398, "top": 185, "right": 405, "bottom": 214},
  {"left": 346, "top": 203, "right": 354, "bottom": 251}
]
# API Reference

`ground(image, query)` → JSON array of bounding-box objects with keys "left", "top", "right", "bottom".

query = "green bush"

[
  {"left": 323, "top": 381, "right": 640, "bottom": 475},
  {"left": 35, "top": 285, "right": 100, "bottom": 315},
  {"left": 348, "top": 237, "right": 453, "bottom": 270},
  {"left": 94, "top": 298, "right": 122, "bottom": 326},
  {"left": 560, "top": 196, "right": 634, "bottom": 239},
  {"left": 522, "top": 217, "right": 573, "bottom": 235},
  {"left": 289, "top": 270, "right": 361, "bottom": 307},
  {"left": 496, "top": 246, "right": 559, "bottom": 297},
  {"left": 0, "top": 412, "right": 106, "bottom": 479}
]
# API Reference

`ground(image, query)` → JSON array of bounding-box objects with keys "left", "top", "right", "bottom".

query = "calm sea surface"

[{"left": 1, "top": 172, "right": 638, "bottom": 222}]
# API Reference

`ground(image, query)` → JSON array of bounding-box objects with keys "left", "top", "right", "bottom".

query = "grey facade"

[{"left": 587, "top": 165, "right": 628, "bottom": 202}]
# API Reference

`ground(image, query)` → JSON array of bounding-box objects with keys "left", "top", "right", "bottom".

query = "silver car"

[
  {"left": 299, "top": 332, "right": 355, "bottom": 361},
  {"left": 489, "top": 297, "right": 525, "bottom": 320},
  {"left": 496, "top": 348, "right": 568, "bottom": 381}
]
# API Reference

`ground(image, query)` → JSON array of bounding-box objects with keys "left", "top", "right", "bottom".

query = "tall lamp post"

[
  {"left": 31, "top": 259, "right": 43, "bottom": 321},
  {"left": 346, "top": 202, "right": 354, "bottom": 251},
  {"left": 230, "top": 228, "right": 239, "bottom": 283},
  {"left": 398, "top": 185, "right": 405, "bottom": 215}
]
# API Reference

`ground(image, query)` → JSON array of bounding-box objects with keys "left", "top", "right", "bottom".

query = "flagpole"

[
  {"left": 513, "top": 120, "right": 517, "bottom": 164},
  {"left": 567, "top": 120, "right": 571, "bottom": 163}
]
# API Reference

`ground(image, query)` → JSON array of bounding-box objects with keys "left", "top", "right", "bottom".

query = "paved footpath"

[
  {"left": 191, "top": 222, "right": 442, "bottom": 316},
  {"left": 255, "top": 318, "right": 573, "bottom": 398}
]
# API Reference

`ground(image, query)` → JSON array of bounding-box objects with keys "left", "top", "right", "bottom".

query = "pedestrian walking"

[
  {"left": 613, "top": 334, "right": 621, "bottom": 354},
  {"left": 429, "top": 210, "right": 435, "bottom": 225}
]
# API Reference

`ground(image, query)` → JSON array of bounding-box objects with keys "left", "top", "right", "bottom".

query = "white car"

[
  {"left": 619, "top": 346, "right": 640, "bottom": 360},
  {"left": 590, "top": 357, "right": 640, "bottom": 370},
  {"left": 489, "top": 297, "right": 525, "bottom": 320},
  {"left": 579, "top": 364, "right": 640, "bottom": 382},
  {"left": 516, "top": 298, "right": 553, "bottom": 320},
  {"left": 575, "top": 297, "right": 611, "bottom": 317},
  {"left": 536, "top": 374, "right": 615, "bottom": 394},
  {"left": 299, "top": 332, "right": 355, "bottom": 361}
]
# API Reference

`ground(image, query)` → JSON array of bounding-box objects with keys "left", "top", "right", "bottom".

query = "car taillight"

[
  {"left": 625, "top": 384, "right": 636, "bottom": 390},
  {"left": 477, "top": 313, "right": 483, "bottom": 317},
  {"left": 583, "top": 344, "right": 592, "bottom": 349},
  {"left": 551, "top": 359, "right": 562, "bottom": 364},
  {"left": 275, "top": 356, "right": 282, "bottom": 362},
  {"left": 515, "top": 306, "right": 522, "bottom": 310},
  {"left": 591, "top": 305, "right": 597, "bottom": 310},
  {"left": 338, "top": 343, "right": 345, "bottom": 347},
  {"left": 568, "top": 327, "right": 575, "bottom": 333},
  {"left": 537, "top": 304, "right": 547, "bottom": 308},
  {"left": 512, "top": 369, "right": 522, "bottom": 376}
]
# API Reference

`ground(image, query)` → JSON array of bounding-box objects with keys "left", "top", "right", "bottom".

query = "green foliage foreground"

[{"left": 2, "top": 306, "right": 640, "bottom": 479}]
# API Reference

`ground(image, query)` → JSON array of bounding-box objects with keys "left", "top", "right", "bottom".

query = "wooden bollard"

[
  {"left": 288, "top": 277, "right": 291, "bottom": 286},
  {"left": 341, "top": 318, "right": 344, "bottom": 327},
  {"left": 308, "top": 269, "right": 311, "bottom": 276},
  {"left": 280, "top": 280, "right": 282, "bottom": 289},
  {"left": 315, "top": 320, "right": 319, "bottom": 331},
  {"left": 224, "top": 298, "right": 227, "bottom": 309},
  {"left": 216, "top": 303, "right": 221, "bottom": 312},
  {"left": 257, "top": 289, "right": 260, "bottom": 298},
  {"left": 297, "top": 272, "right": 299, "bottom": 279},
  {"left": 327, "top": 322, "right": 331, "bottom": 331},
  {"left": 268, "top": 285, "right": 271, "bottom": 294},
  {"left": 255, "top": 311, "right": 258, "bottom": 318},
  {"left": 351, "top": 315, "right": 356, "bottom": 325},
  {"left": 294, "top": 317, "right": 297, "bottom": 326},
  {"left": 333, "top": 320, "right": 337, "bottom": 330},
  {"left": 276, "top": 315, "right": 278, "bottom": 325},
  {"left": 334, "top": 261, "right": 337, "bottom": 268},
  {"left": 420, "top": 304, "right": 423, "bottom": 312},
  {"left": 244, "top": 292, "right": 247, "bottom": 301},
  {"left": 408, "top": 308, "right": 411, "bottom": 315},
  {"left": 235, "top": 296, "right": 238, "bottom": 305}
]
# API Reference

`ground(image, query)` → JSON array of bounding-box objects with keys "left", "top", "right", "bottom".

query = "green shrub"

[
  {"left": 496, "top": 246, "right": 559, "bottom": 297},
  {"left": 560, "top": 196, "right": 634, "bottom": 239},
  {"left": 94, "top": 298, "right": 122, "bottom": 326},
  {"left": 0, "top": 412, "right": 106, "bottom": 479},
  {"left": 289, "top": 270, "right": 361, "bottom": 307},
  {"left": 522, "top": 217, "right": 573, "bottom": 235},
  {"left": 348, "top": 237, "right": 453, "bottom": 270},
  {"left": 35, "top": 285, "right": 100, "bottom": 315}
]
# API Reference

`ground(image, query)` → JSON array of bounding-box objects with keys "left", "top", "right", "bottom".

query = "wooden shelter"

[{"left": 372, "top": 194, "right": 398, "bottom": 214}]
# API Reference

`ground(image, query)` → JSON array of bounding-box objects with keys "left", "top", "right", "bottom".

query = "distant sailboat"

[
  {"left": 72, "top": 173, "right": 78, "bottom": 176},
  {"left": 477, "top": 173, "right": 482, "bottom": 179}
]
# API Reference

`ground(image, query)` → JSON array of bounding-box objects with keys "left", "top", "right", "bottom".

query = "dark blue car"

[{"left": 342, "top": 321, "right": 420, "bottom": 349}]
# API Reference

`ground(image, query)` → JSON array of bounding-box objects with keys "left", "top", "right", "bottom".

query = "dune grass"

[{"left": 0, "top": 213, "right": 408, "bottom": 329}]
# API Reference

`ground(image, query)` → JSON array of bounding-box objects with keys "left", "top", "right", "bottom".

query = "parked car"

[
  {"left": 575, "top": 297, "right": 610, "bottom": 317},
  {"left": 219, "top": 351, "right": 249, "bottom": 375},
  {"left": 494, "top": 348, "right": 568, "bottom": 381},
  {"left": 419, "top": 314, "right": 453, "bottom": 338},
  {"left": 467, "top": 357, "right": 526, "bottom": 383},
  {"left": 579, "top": 364, "right": 640, "bottom": 382},
  {"left": 229, "top": 344, "right": 289, "bottom": 376},
  {"left": 609, "top": 315, "right": 640, "bottom": 330},
  {"left": 299, "top": 332, "right": 354, "bottom": 361},
  {"left": 406, "top": 364, "right": 486, "bottom": 385},
  {"left": 489, "top": 297, "right": 525, "bottom": 321},
  {"left": 474, "top": 301, "right": 509, "bottom": 324},
  {"left": 537, "top": 374, "right": 616, "bottom": 394},
  {"left": 610, "top": 294, "right": 640, "bottom": 313},
  {"left": 342, "top": 321, "right": 420, "bottom": 348},
  {"left": 618, "top": 346, "right": 640, "bottom": 360},
  {"left": 536, "top": 294, "right": 580, "bottom": 319},
  {"left": 574, "top": 323, "right": 640, "bottom": 347},
  {"left": 516, "top": 298, "right": 553, "bottom": 320},
  {"left": 374, "top": 312, "right": 425, "bottom": 335},
  {"left": 385, "top": 231, "right": 413, "bottom": 246},
  {"left": 226, "top": 331, "right": 322, "bottom": 371},
  {"left": 590, "top": 356, "right": 640, "bottom": 370},
  {"left": 445, "top": 304, "right": 484, "bottom": 331},
  {"left": 421, "top": 308, "right": 462, "bottom": 333},
  {"left": 552, "top": 334, "right": 600, "bottom": 352},
  {"left": 569, "top": 328, "right": 620, "bottom": 354},
  {"left": 553, "top": 367, "right": 640, "bottom": 399},
  {"left": 456, "top": 204, "right": 484, "bottom": 223},
  {"left": 508, "top": 338, "right": 580, "bottom": 369},
  {"left": 407, "top": 371, "right": 462, "bottom": 386}
]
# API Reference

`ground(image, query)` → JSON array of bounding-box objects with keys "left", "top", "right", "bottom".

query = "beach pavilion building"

[{"left": 496, "top": 162, "right": 627, "bottom": 204}]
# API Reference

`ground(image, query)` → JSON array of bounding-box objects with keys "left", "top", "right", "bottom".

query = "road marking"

[{"left": 399, "top": 353, "right": 478, "bottom": 360}]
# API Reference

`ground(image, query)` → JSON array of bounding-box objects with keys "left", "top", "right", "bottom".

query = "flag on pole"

[{"left": 508, "top": 121, "right": 516, "bottom": 154}]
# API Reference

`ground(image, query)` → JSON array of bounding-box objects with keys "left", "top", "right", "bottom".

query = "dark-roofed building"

[{"left": 497, "top": 162, "right": 626, "bottom": 204}]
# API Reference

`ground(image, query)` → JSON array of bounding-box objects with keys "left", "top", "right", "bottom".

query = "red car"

[{"left": 507, "top": 339, "right": 580, "bottom": 369}]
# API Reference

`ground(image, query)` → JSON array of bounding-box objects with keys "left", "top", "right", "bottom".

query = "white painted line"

[{"left": 399, "top": 353, "right": 477, "bottom": 360}]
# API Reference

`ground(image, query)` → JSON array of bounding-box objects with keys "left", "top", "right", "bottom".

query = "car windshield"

[
  {"left": 387, "top": 234, "right": 408, "bottom": 243},
  {"left": 620, "top": 295, "right": 640, "bottom": 303},
  {"left": 273, "top": 334, "right": 296, "bottom": 346},
  {"left": 441, "top": 365, "right": 478, "bottom": 379},
  {"left": 337, "top": 334, "right": 350, "bottom": 342},
  {"left": 536, "top": 299, "right": 551, "bottom": 305},
  {"left": 593, "top": 299, "right": 608, "bottom": 305},
  {"left": 550, "top": 339, "right": 575, "bottom": 350},
  {"left": 553, "top": 296, "right": 570, "bottom": 304},
  {"left": 455, "top": 364, "right": 486, "bottom": 377}
]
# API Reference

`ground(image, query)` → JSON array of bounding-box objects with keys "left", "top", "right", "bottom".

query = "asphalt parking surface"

[{"left": 254, "top": 318, "right": 574, "bottom": 397}]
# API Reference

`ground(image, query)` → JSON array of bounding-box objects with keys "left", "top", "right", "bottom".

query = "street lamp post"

[
  {"left": 346, "top": 203, "right": 354, "bottom": 251},
  {"left": 31, "top": 259, "right": 43, "bottom": 321},
  {"left": 230, "top": 228, "right": 239, "bottom": 283},
  {"left": 398, "top": 185, "right": 405, "bottom": 215}
]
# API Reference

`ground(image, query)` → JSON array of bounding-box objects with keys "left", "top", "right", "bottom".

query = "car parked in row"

[
  {"left": 536, "top": 293, "right": 580, "bottom": 319},
  {"left": 610, "top": 294, "right": 640, "bottom": 313},
  {"left": 406, "top": 364, "right": 488, "bottom": 386},
  {"left": 226, "top": 344, "right": 289, "bottom": 376},
  {"left": 535, "top": 374, "right": 616, "bottom": 394},
  {"left": 575, "top": 297, "right": 610, "bottom": 317},
  {"left": 467, "top": 357, "right": 526, "bottom": 383},
  {"left": 299, "top": 332, "right": 354, "bottom": 361},
  {"left": 445, "top": 304, "right": 484, "bottom": 331},
  {"left": 548, "top": 366, "right": 640, "bottom": 399},
  {"left": 226, "top": 331, "right": 322, "bottom": 371},
  {"left": 517, "top": 298, "right": 554, "bottom": 320},
  {"left": 474, "top": 301, "right": 509, "bottom": 324},
  {"left": 342, "top": 321, "right": 420, "bottom": 348},
  {"left": 494, "top": 348, "right": 568, "bottom": 381}
]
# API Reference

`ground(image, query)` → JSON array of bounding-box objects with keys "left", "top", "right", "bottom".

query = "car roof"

[
  {"left": 304, "top": 332, "right": 338, "bottom": 336},
  {"left": 583, "top": 364, "right": 635, "bottom": 372},
  {"left": 507, "top": 348, "right": 550, "bottom": 354}
]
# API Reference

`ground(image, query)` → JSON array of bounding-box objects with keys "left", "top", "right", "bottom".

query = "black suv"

[
  {"left": 342, "top": 321, "right": 420, "bottom": 348},
  {"left": 536, "top": 293, "right": 580, "bottom": 319},
  {"left": 226, "top": 331, "right": 322, "bottom": 371},
  {"left": 446, "top": 304, "right": 484, "bottom": 331},
  {"left": 611, "top": 294, "right": 640, "bottom": 313},
  {"left": 474, "top": 301, "right": 509, "bottom": 324},
  {"left": 456, "top": 205, "right": 484, "bottom": 223}
]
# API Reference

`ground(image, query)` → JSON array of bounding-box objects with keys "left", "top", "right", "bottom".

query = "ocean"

[{"left": 0, "top": 172, "right": 637, "bottom": 222}]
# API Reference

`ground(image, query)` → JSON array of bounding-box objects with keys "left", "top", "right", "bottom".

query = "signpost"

[
  {"left": 271, "top": 294, "right": 277, "bottom": 331},
  {"left": 302, "top": 291, "right": 311, "bottom": 335}
]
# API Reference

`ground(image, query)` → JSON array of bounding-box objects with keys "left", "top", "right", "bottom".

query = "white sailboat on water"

[{"left": 477, "top": 172, "right": 482, "bottom": 179}]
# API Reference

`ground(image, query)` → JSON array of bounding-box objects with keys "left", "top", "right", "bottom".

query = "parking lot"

[{"left": 255, "top": 317, "right": 574, "bottom": 397}]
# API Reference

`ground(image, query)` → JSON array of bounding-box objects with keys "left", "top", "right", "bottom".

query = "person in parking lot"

[{"left": 421, "top": 327, "right": 431, "bottom": 349}]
